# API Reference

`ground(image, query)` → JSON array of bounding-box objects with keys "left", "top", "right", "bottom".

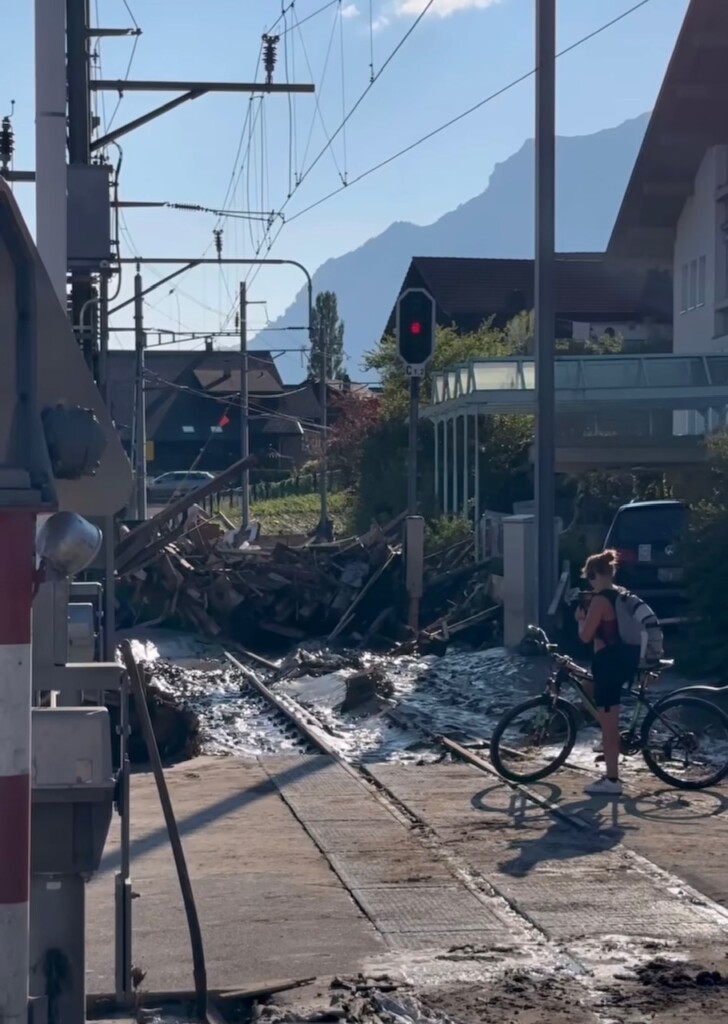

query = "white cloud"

[
  {"left": 372, "top": 14, "right": 391, "bottom": 32},
  {"left": 341, "top": 3, "right": 360, "bottom": 18},
  {"left": 395, "top": 0, "right": 502, "bottom": 18}
]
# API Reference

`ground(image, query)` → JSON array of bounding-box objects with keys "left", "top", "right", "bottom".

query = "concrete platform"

[
  {"left": 367, "top": 762, "right": 728, "bottom": 946},
  {"left": 88, "top": 754, "right": 728, "bottom": 998},
  {"left": 88, "top": 757, "right": 385, "bottom": 993}
]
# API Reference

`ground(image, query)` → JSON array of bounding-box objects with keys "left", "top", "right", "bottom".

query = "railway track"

[
  {"left": 227, "top": 649, "right": 728, "bottom": 916},
  {"left": 224, "top": 650, "right": 728, "bottom": 1023}
]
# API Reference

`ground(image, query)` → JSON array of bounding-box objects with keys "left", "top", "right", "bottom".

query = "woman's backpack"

[{"left": 614, "top": 590, "right": 664, "bottom": 666}]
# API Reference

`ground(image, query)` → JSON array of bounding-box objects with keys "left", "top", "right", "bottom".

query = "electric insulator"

[
  {"left": 213, "top": 228, "right": 223, "bottom": 259},
  {"left": 0, "top": 116, "right": 14, "bottom": 171},
  {"left": 262, "top": 34, "right": 280, "bottom": 86}
]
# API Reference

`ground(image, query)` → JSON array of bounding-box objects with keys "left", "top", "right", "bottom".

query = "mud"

[
  {"left": 421, "top": 972, "right": 600, "bottom": 1024},
  {"left": 597, "top": 953, "right": 728, "bottom": 1024}
]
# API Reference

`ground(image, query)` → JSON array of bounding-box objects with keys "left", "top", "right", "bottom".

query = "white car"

[{"left": 147, "top": 470, "right": 215, "bottom": 504}]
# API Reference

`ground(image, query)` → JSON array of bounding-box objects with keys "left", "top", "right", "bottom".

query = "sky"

[{"left": 3, "top": 0, "right": 690, "bottom": 368}]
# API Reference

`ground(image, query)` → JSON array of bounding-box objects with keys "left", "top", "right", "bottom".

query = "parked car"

[
  {"left": 603, "top": 499, "right": 689, "bottom": 621},
  {"left": 147, "top": 470, "right": 215, "bottom": 505}
]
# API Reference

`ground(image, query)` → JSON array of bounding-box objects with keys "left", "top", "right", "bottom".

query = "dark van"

[{"left": 603, "top": 500, "right": 688, "bottom": 620}]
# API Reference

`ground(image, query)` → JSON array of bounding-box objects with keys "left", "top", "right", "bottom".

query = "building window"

[
  {"left": 681, "top": 263, "right": 689, "bottom": 313},
  {"left": 210, "top": 425, "right": 223, "bottom": 434},
  {"left": 698, "top": 255, "right": 706, "bottom": 306},
  {"left": 182, "top": 425, "right": 195, "bottom": 434}
]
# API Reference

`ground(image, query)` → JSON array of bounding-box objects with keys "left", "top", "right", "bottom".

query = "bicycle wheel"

[
  {"left": 640, "top": 695, "right": 728, "bottom": 790},
  {"left": 489, "top": 695, "right": 578, "bottom": 783}
]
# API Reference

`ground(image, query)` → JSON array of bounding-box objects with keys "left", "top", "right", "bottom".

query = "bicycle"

[{"left": 489, "top": 627, "right": 728, "bottom": 791}]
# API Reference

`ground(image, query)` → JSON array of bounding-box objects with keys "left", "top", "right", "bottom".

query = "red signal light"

[{"left": 409, "top": 321, "right": 422, "bottom": 335}]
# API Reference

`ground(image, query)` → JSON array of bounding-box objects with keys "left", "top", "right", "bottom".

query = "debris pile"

[{"left": 115, "top": 487, "right": 501, "bottom": 654}]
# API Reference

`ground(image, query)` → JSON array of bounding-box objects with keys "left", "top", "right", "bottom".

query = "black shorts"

[{"left": 591, "top": 646, "right": 633, "bottom": 711}]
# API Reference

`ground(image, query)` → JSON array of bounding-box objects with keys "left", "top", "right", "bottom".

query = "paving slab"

[
  {"left": 529, "top": 766, "right": 728, "bottom": 908},
  {"left": 349, "top": 885, "right": 509, "bottom": 935},
  {"left": 87, "top": 757, "right": 385, "bottom": 993},
  {"left": 88, "top": 755, "right": 530, "bottom": 994},
  {"left": 264, "top": 755, "right": 526, "bottom": 952},
  {"left": 367, "top": 762, "right": 728, "bottom": 948}
]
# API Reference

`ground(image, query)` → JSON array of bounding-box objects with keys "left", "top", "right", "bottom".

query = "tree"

[
  {"left": 308, "top": 290, "right": 345, "bottom": 381},
  {"left": 363, "top": 313, "right": 624, "bottom": 420},
  {"left": 357, "top": 312, "right": 626, "bottom": 530},
  {"left": 356, "top": 317, "right": 533, "bottom": 528},
  {"left": 327, "top": 391, "right": 382, "bottom": 486},
  {"left": 365, "top": 318, "right": 519, "bottom": 420}
]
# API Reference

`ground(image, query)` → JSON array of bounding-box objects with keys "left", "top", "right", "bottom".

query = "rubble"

[{"left": 115, "top": 500, "right": 502, "bottom": 657}]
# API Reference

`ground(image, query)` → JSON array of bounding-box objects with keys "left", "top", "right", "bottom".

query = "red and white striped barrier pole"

[{"left": 0, "top": 510, "right": 36, "bottom": 1024}]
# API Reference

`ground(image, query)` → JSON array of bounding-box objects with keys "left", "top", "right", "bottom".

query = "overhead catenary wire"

[
  {"left": 269, "top": 0, "right": 340, "bottom": 37},
  {"left": 338, "top": 0, "right": 348, "bottom": 181},
  {"left": 142, "top": 369, "right": 329, "bottom": 433},
  {"left": 236, "top": 0, "right": 438, "bottom": 299},
  {"left": 294, "top": 1, "right": 345, "bottom": 182},
  {"left": 282, "top": 3, "right": 295, "bottom": 196},
  {"left": 242, "top": 0, "right": 657, "bottom": 282},
  {"left": 368, "top": 0, "right": 375, "bottom": 82}
]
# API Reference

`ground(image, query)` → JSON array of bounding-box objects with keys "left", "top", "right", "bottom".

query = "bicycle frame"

[{"left": 546, "top": 659, "right": 665, "bottom": 751}]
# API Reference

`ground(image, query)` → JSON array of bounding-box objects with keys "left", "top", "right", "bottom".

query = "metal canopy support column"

[
  {"left": 474, "top": 412, "right": 481, "bottom": 561},
  {"left": 452, "top": 415, "right": 459, "bottom": 517},
  {"left": 434, "top": 419, "right": 440, "bottom": 510},
  {"left": 443, "top": 419, "right": 450, "bottom": 515},
  {"left": 463, "top": 411, "right": 469, "bottom": 524}
]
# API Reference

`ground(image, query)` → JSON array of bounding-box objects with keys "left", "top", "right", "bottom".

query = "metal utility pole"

[
  {"left": 318, "top": 316, "right": 330, "bottom": 534},
  {"left": 239, "top": 282, "right": 250, "bottom": 527},
  {"left": 116, "top": 256, "right": 318, "bottom": 522},
  {"left": 66, "top": 0, "right": 95, "bottom": 361},
  {"left": 395, "top": 288, "right": 434, "bottom": 634},
  {"left": 134, "top": 268, "right": 147, "bottom": 520},
  {"left": 534, "top": 0, "right": 557, "bottom": 625},
  {"left": 407, "top": 378, "right": 419, "bottom": 515},
  {"left": 34, "top": 0, "right": 68, "bottom": 305}
]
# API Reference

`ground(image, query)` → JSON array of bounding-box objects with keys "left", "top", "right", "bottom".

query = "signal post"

[{"left": 395, "top": 288, "right": 435, "bottom": 632}]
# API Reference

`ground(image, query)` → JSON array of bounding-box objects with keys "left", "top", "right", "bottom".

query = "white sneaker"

[{"left": 584, "top": 776, "right": 623, "bottom": 797}]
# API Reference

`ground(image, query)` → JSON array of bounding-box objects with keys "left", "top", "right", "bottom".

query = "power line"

[
  {"left": 238, "top": 0, "right": 437, "bottom": 299},
  {"left": 295, "top": 0, "right": 344, "bottom": 182},
  {"left": 143, "top": 369, "right": 328, "bottom": 433},
  {"left": 121, "top": 0, "right": 140, "bottom": 31},
  {"left": 270, "top": 0, "right": 340, "bottom": 37},
  {"left": 256, "top": 0, "right": 658, "bottom": 243}
]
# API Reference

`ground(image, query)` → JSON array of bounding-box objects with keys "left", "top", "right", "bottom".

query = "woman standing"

[{"left": 575, "top": 549, "right": 638, "bottom": 797}]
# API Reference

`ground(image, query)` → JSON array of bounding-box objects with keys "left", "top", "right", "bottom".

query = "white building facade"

[
  {"left": 671, "top": 146, "right": 728, "bottom": 434},
  {"left": 673, "top": 145, "right": 728, "bottom": 354}
]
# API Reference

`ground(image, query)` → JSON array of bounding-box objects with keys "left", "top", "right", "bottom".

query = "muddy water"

[
  {"left": 121, "top": 629, "right": 553, "bottom": 762},
  {"left": 120, "top": 627, "right": 725, "bottom": 779}
]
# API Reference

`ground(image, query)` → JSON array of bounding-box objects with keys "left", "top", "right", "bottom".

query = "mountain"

[{"left": 264, "top": 114, "right": 649, "bottom": 378}]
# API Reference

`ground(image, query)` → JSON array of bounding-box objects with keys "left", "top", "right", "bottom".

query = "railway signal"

[
  {"left": 395, "top": 288, "right": 435, "bottom": 632},
  {"left": 396, "top": 288, "right": 435, "bottom": 376}
]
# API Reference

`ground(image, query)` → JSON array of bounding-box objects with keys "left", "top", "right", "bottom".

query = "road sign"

[{"left": 396, "top": 288, "right": 435, "bottom": 373}]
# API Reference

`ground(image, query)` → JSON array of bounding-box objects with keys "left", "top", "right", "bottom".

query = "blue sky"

[{"left": 3, "top": 0, "right": 689, "bottom": 363}]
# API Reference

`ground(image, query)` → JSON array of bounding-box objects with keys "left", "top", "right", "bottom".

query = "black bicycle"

[{"left": 489, "top": 628, "right": 728, "bottom": 791}]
